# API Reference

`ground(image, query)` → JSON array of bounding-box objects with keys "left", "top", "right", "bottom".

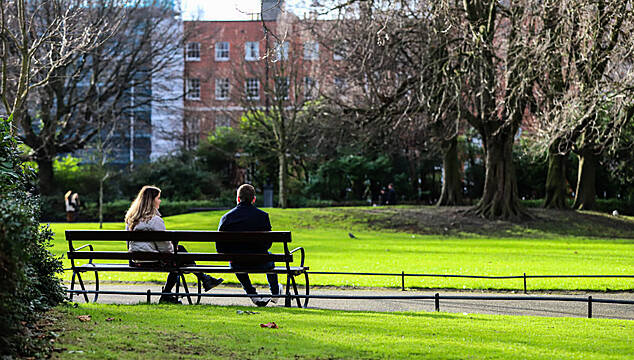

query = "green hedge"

[{"left": 0, "top": 116, "right": 64, "bottom": 358}]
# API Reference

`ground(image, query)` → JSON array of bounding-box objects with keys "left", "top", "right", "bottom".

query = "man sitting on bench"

[{"left": 217, "top": 184, "right": 282, "bottom": 307}]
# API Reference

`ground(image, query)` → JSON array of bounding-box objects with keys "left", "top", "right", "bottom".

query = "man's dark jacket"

[{"left": 216, "top": 202, "right": 272, "bottom": 254}]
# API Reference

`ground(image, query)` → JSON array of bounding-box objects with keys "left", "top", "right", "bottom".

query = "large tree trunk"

[
  {"left": 543, "top": 144, "right": 569, "bottom": 209},
  {"left": 277, "top": 152, "right": 287, "bottom": 208},
  {"left": 572, "top": 147, "right": 597, "bottom": 210},
  {"left": 468, "top": 134, "right": 526, "bottom": 220},
  {"left": 437, "top": 137, "right": 463, "bottom": 206},
  {"left": 37, "top": 157, "right": 54, "bottom": 195}
]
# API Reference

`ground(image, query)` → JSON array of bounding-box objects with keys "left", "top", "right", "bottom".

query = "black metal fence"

[
  {"left": 307, "top": 271, "right": 634, "bottom": 294},
  {"left": 65, "top": 289, "right": 634, "bottom": 319}
]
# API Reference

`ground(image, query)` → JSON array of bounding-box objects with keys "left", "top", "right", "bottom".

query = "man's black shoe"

[
  {"left": 202, "top": 276, "right": 224, "bottom": 292},
  {"left": 159, "top": 294, "right": 182, "bottom": 304},
  {"left": 251, "top": 295, "right": 271, "bottom": 307}
]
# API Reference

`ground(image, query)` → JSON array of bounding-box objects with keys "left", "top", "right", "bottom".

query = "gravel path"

[{"left": 66, "top": 282, "right": 634, "bottom": 320}]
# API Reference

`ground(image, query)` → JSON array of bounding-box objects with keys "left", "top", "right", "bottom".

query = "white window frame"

[
  {"left": 215, "top": 78, "right": 230, "bottom": 100},
  {"left": 304, "top": 76, "right": 317, "bottom": 99},
  {"left": 215, "top": 115, "right": 232, "bottom": 128},
  {"left": 276, "top": 41, "right": 289, "bottom": 61},
  {"left": 186, "top": 78, "right": 201, "bottom": 100},
  {"left": 245, "top": 41, "right": 259, "bottom": 61},
  {"left": 245, "top": 78, "right": 260, "bottom": 100},
  {"left": 275, "top": 76, "right": 290, "bottom": 100},
  {"left": 215, "top": 41, "right": 230, "bottom": 61},
  {"left": 185, "top": 42, "right": 200, "bottom": 61},
  {"left": 185, "top": 117, "right": 201, "bottom": 149},
  {"left": 303, "top": 41, "right": 319, "bottom": 60}
]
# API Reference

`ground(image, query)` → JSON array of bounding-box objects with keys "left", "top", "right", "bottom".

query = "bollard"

[
  {"left": 401, "top": 271, "right": 405, "bottom": 291},
  {"left": 147, "top": 289, "right": 151, "bottom": 304},
  {"left": 588, "top": 296, "right": 592, "bottom": 318},
  {"left": 524, "top": 273, "right": 527, "bottom": 294},
  {"left": 435, "top": 293, "right": 440, "bottom": 312}
]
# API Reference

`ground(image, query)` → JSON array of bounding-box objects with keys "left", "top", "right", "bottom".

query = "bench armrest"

[
  {"left": 289, "top": 247, "right": 305, "bottom": 267},
  {"left": 72, "top": 244, "right": 94, "bottom": 264}
]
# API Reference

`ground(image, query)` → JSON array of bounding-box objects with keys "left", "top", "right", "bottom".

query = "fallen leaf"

[
  {"left": 260, "top": 322, "right": 278, "bottom": 329},
  {"left": 77, "top": 315, "right": 91, "bottom": 322},
  {"left": 106, "top": 318, "right": 115, "bottom": 322}
]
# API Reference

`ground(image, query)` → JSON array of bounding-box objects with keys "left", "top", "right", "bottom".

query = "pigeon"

[{"left": 348, "top": 232, "right": 357, "bottom": 239}]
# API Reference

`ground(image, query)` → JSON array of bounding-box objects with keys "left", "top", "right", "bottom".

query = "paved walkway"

[{"left": 66, "top": 282, "right": 634, "bottom": 320}]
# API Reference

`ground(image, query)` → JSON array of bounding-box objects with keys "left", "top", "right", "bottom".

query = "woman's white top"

[
  {"left": 65, "top": 198, "right": 74, "bottom": 212},
  {"left": 126, "top": 214, "right": 174, "bottom": 253}
]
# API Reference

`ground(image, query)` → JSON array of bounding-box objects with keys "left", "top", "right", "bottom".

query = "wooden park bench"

[{"left": 66, "top": 230, "right": 309, "bottom": 307}]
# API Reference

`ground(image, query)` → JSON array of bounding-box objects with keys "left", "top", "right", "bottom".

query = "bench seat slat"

[
  {"left": 66, "top": 230, "right": 291, "bottom": 242},
  {"left": 68, "top": 251, "right": 291, "bottom": 262},
  {"left": 75, "top": 264, "right": 308, "bottom": 274}
]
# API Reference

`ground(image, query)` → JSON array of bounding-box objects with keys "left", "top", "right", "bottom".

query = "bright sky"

[{"left": 181, "top": 0, "right": 314, "bottom": 21}]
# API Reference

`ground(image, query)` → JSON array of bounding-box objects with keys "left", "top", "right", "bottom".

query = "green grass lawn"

[
  {"left": 47, "top": 207, "right": 634, "bottom": 291},
  {"left": 50, "top": 303, "right": 633, "bottom": 360}
]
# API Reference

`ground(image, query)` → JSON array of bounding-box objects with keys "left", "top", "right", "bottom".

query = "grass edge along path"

[
  {"left": 47, "top": 208, "right": 634, "bottom": 291},
  {"left": 50, "top": 303, "right": 633, "bottom": 360}
]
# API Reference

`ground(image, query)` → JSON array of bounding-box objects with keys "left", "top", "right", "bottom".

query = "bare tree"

[
  {"left": 530, "top": 0, "right": 634, "bottom": 210},
  {"left": 10, "top": 1, "right": 184, "bottom": 194},
  {"left": 0, "top": 0, "right": 104, "bottom": 131}
]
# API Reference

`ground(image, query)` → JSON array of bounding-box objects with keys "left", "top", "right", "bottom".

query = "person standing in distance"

[{"left": 217, "top": 184, "right": 282, "bottom": 307}]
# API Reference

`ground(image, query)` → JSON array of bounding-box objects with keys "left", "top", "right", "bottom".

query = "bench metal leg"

[
  {"left": 290, "top": 275, "right": 301, "bottom": 308},
  {"left": 303, "top": 272, "right": 310, "bottom": 308},
  {"left": 285, "top": 275, "right": 292, "bottom": 307},
  {"left": 179, "top": 274, "right": 193, "bottom": 305},
  {"left": 76, "top": 273, "right": 90, "bottom": 303},
  {"left": 70, "top": 271, "right": 77, "bottom": 301},
  {"left": 196, "top": 278, "right": 202, "bottom": 305},
  {"left": 93, "top": 271, "right": 100, "bottom": 303}
]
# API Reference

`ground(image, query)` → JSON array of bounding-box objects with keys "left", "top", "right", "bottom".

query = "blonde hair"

[
  {"left": 125, "top": 185, "right": 161, "bottom": 231},
  {"left": 65, "top": 190, "right": 72, "bottom": 200}
]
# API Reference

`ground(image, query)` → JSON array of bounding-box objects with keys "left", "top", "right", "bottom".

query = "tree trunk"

[
  {"left": 572, "top": 147, "right": 597, "bottom": 210},
  {"left": 99, "top": 178, "right": 104, "bottom": 229},
  {"left": 37, "top": 157, "right": 54, "bottom": 195},
  {"left": 468, "top": 134, "right": 527, "bottom": 220},
  {"left": 543, "top": 144, "right": 569, "bottom": 209},
  {"left": 437, "top": 137, "right": 463, "bottom": 206},
  {"left": 278, "top": 152, "right": 287, "bottom": 208}
]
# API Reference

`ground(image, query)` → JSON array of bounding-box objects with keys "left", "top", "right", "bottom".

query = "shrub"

[{"left": 0, "top": 116, "right": 64, "bottom": 357}]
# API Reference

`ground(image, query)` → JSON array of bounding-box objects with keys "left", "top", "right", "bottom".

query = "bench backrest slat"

[
  {"left": 66, "top": 230, "right": 291, "bottom": 243},
  {"left": 67, "top": 251, "right": 291, "bottom": 262}
]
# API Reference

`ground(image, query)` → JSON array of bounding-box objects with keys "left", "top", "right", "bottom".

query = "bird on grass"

[{"left": 348, "top": 232, "right": 357, "bottom": 239}]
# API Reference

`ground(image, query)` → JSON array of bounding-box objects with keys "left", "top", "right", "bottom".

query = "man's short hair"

[{"left": 237, "top": 184, "right": 255, "bottom": 204}]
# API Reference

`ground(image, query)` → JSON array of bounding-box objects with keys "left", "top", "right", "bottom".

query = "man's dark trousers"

[{"left": 216, "top": 202, "right": 279, "bottom": 295}]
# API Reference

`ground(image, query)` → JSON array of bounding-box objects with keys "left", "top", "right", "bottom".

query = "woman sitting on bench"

[{"left": 124, "top": 185, "right": 223, "bottom": 304}]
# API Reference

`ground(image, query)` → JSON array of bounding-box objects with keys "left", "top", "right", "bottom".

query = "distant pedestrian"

[
  {"left": 71, "top": 192, "right": 81, "bottom": 220},
  {"left": 385, "top": 183, "right": 397, "bottom": 205},
  {"left": 64, "top": 190, "right": 76, "bottom": 222}
]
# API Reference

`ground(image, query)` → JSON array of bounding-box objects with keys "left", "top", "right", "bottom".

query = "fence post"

[
  {"left": 401, "top": 271, "right": 405, "bottom": 291},
  {"left": 147, "top": 289, "right": 151, "bottom": 304},
  {"left": 523, "top": 273, "right": 527, "bottom": 294},
  {"left": 588, "top": 296, "right": 592, "bottom": 318},
  {"left": 435, "top": 293, "right": 440, "bottom": 312}
]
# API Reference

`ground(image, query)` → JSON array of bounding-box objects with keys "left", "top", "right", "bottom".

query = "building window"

[
  {"left": 276, "top": 41, "right": 289, "bottom": 61},
  {"left": 334, "top": 77, "right": 346, "bottom": 91},
  {"left": 215, "top": 114, "right": 232, "bottom": 128},
  {"left": 186, "top": 42, "right": 200, "bottom": 61},
  {"left": 215, "top": 41, "right": 229, "bottom": 61},
  {"left": 333, "top": 43, "right": 345, "bottom": 61},
  {"left": 275, "top": 76, "right": 289, "bottom": 100},
  {"left": 303, "top": 41, "right": 319, "bottom": 60},
  {"left": 304, "top": 77, "right": 316, "bottom": 99},
  {"left": 245, "top": 41, "right": 259, "bottom": 61},
  {"left": 245, "top": 78, "right": 260, "bottom": 100},
  {"left": 215, "top": 78, "right": 230, "bottom": 100},
  {"left": 186, "top": 78, "right": 200, "bottom": 100},
  {"left": 185, "top": 118, "right": 200, "bottom": 149}
]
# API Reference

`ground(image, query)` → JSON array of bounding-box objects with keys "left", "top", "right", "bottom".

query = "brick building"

[{"left": 183, "top": 2, "right": 344, "bottom": 149}]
